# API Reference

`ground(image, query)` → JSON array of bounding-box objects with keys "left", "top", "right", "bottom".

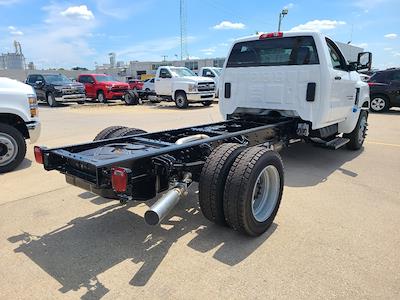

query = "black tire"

[
  {"left": 344, "top": 110, "right": 368, "bottom": 150},
  {"left": 198, "top": 143, "right": 247, "bottom": 225},
  {"left": 202, "top": 101, "right": 212, "bottom": 107},
  {"left": 93, "top": 126, "right": 127, "bottom": 141},
  {"left": 175, "top": 92, "right": 189, "bottom": 109},
  {"left": 97, "top": 91, "right": 107, "bottom": 103},
  {"left": 47, "top": 92, "right": 58, "bottom": 107},
  {"left": 109, "top": 127, "right": 147, "bottom": 138},
  {"left": 223, "top": 147, "right": 284, "bottom": 236},
  {"left": 0, "top": 123, "right": 27, "bottom": 173},
  {"left": 77, "top": 101, "right": 85, "bottom": 105},
  {"left": 124, "top": 93, "right": 138, "bottom": 105},
  {"left": 370, "top": 95, "right": 389, "bottom": 113}
]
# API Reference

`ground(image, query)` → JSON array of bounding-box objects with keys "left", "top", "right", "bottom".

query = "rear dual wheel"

[{"left": 199, "top": 144, "right": 284, "bottom": 236}]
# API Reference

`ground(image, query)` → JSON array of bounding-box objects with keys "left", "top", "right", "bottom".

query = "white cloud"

[
  {"left": 0, "top": 0, "right": 19, "bottom": 5},
  {"left": 290, "top": 20, "right": 346, "bottom": 32},
  {"left": 95, "top": 0, "right": 153, "bottom": 19},
  {"left": 284, "top": 3, "right": 294, "bottom": 9},
  {"left": 384, "top": 47, "right": 393, "bottom": 51},
  {"left": 394, "top": 52, "right": 400, "bottom": 57},
  {"left": 213, "top": 21, "right": 245, "bottom": 30},
  {"left": 7, "top": 25, "right": 23, "bottom": 35},
  {"left": 7, "top": 4, "right": 98, "bottom": 69},
  {"left": 60, "top": 5, "right": 94, "bottom": 21},
  {"left": 384, "top": 33, "right": 397, "bottom": 39}
]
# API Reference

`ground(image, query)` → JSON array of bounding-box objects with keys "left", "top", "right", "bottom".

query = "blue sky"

[{"left": 0, "top": 0, "right": 399, "bottom": 69}]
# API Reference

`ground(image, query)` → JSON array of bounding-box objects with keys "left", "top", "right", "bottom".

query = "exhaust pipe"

[{"left": 144, "top": 186, "right": 187, "bottom": 225}]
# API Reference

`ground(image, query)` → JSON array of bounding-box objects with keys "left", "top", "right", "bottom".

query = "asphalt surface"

[{"left": 1, "top": 101, "right": 399, "bottom": 299}]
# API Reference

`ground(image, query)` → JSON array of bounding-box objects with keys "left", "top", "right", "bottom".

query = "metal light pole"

[{"left": 278, "top": 8, "right": 289, "bottom": 32}]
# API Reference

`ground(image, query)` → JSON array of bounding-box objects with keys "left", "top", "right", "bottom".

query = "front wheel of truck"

[
  {"left": 175, "top": 92, "right": 189, "bottom": 109},
  {"left": 0, "top": 123, "right": 27, "bottom": 173},
  {"left": 97, "top": 91, "right": 107, "bottom": 103},
  {"left": 344, "top": 110, "right": 368, "bottom": 150},
  {"left": 47, "top": 92, "right": 58, "bottom": 107}
]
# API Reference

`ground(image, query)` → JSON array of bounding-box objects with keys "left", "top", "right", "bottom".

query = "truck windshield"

[
  {"left": 95, "top": 75, "right": 117, "bottom": 82},
  {"left": 171, "top": 68, "right": 196, "bottom": 77},
  {"left": 226, "top": 36, "right": 319, "bottom": 68},
  {"left": 213, "top": 68, "right": 222, "bottom": 76},
  {"left": 43, "top": 74, "right": 72, "bottom": 84}
]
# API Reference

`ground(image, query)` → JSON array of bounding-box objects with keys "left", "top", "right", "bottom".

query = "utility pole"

[
  {"left": 180, "top": 0, "right": 188, "bottom": 60},
  {"left": 162, "top": 55, "right": 168, "bottom": 62},
  {"left": 277, "top": 8, "right": 289, "bottom": 32}
]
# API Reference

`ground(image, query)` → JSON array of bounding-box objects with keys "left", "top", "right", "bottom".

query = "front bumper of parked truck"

[{"left": 26, "top": 121, "right": 41, "bottom": 143}]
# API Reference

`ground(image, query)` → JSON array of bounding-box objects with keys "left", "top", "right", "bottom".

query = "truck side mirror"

[{"left": 356, "top": 52, "right": 372, "bottom": 71}]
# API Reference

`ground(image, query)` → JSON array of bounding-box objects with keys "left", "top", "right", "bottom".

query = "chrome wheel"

[
  {"left": 0, "top": 133, "right": 18, "bottom": 167},
  {"left": 98, "top": 92, "right": 105, "bottom": 103},
  {"left": 370, "top": 97, "right": 386, "bottom": 111},
  {"left": 251, "top": 165, "right": 280, "bottom": 222}
]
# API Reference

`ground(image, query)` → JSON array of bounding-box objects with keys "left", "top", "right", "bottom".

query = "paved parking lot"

[{"left": 1, "top": 102, "right": 399, "bottom": 299}]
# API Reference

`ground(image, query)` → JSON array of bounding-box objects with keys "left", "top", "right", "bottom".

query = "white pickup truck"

[
  {"left": 199, "top": 67, "right": 222, "bottom": 97},
  {"left": 154, "top": 66, "right": 215, "bottom": 108},
  {"left": 34, "top": 31, "right": 373, "bottom": 237},
  {"left": 220, "top": 31, "right": 371, "bottom": 150},
  {"left": 0, "top": 77, "right": 41, "bottom": 173}
]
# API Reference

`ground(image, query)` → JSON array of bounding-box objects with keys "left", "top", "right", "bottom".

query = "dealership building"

[{"left": 126, "top": 57, "right": 226, "bottom": 79}]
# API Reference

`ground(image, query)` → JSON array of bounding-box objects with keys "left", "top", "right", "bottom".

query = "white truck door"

[
  {"left": 325, "top": 38, "right": 356, "bottom": 122},
  {"left": 156, "top": 68, "right": 172, "bottom": 96}
]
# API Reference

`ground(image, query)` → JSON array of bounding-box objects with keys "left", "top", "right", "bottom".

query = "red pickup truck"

[{"left": 77, "top": 74, "right": 129, "bottom": 103}]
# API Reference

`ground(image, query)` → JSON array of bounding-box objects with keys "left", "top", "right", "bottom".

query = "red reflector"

[
  {"left": 368, "top": 82, "right": 376, "bottom": 86},
  {"left": 34, "top": 146, "right": 44, "bottom": 164},
  {"left": 111, "top": 167, "right": 130, "bottom": 193},
  {"left": 260, "top": 32, "right": 283, "bottom": 39}
]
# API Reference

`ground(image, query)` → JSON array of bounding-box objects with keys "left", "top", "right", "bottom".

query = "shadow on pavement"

[
  {"left": 8, "top": 191, "right": 272, "bottom": 299},
  {"left": 7, "top": 141, "right": 363, "bottom": 299},
  {"left": 281, "top": 142, "right": 363, "bottom": 187}
]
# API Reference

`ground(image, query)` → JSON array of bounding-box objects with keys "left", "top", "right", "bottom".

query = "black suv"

[
  {"left": 368, "top": 68, "right": 400, "bottom": 112},
  {"left": 26, "top": 74, "right": 86, "bottom": 107}
]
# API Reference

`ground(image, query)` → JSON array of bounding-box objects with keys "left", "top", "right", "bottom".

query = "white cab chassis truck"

[
  {"left": 153, "top": 66, "right": 215, "bottom": 108},
  {"left": 35, "top": 32, "right": 371, "bottom": 236},
  {"left": 0, "top": 77, "right": 41, "bottom": 173}
]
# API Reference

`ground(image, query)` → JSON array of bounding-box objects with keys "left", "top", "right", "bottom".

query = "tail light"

[
  {"left": 34, "top": 146, "right": 44, "bottom": 164},
  {"left": 368, "top": 82, "right": 377, "bottom": 86},
  {"left": 260, "top": 32, "right": 283, "bottom": 39},
  {"left": 111, "top": 167, "right": 131, "bottom": 193}
]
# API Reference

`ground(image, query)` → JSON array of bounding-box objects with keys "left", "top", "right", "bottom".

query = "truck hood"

[
  {"left": 100, "top": 81, "right": 129, "bottom": 87},
  {"left": 0, "top": 77, "right": 35, "bottom": 95},
  {"left": 175, "top": 76, "right": 214, "bottom": 83}
]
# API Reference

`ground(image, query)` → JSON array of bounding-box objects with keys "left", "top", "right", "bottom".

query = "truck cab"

[
  {"left": 0, "top": 77, "right": 41, "bottom": 173},
  {"left": 154, "top": 66, "right": 215, "bottom": 108},
  {"left": 220, "top": 31, "right": 371, "bottom": 136},
  {"left": 200, "top": 67, "right": 222, "bottom": 97}
]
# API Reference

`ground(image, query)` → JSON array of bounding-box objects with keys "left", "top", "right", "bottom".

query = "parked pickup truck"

[
  {"left": 34, "top": 31, "right": 371, "bottom": 237},
  {"left": 77, "top": 74, "right": 129, "bottom": 103},
  {"left": 199, "top": 67, "right": 222, "bottom": 97},
  {"left": 26, "top": 74, "right": 85, "bottom": 107},
  {"left": 153, "top": 66, "right": 215, "bottom": 108},
  {"left": 1, "top": 77, "right": 40, "bottom": 173}
]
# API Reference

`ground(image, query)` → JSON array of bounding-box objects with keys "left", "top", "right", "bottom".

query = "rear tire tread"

[
  {"left": 199, "top": 143, "right": 246, "bottom": 225},
  {"left": 93, "top": 126, "right": 127, "bottom": 141}
]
